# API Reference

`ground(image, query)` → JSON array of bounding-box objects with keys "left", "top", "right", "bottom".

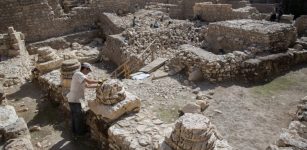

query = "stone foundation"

[
  {"left": 169, "top": 44, "right": 307, "bottom": 82},
  {"left": 206, "top": 19, "right": 297, "bottom": 53}
]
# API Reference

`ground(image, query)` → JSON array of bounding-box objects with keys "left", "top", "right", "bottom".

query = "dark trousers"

[{"left": 69, "top": 103, "right": 86, "bottom": 136}]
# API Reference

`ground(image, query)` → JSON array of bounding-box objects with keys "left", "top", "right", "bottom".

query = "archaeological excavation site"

[{"left": 1, "top": 0, "right": 307, "bottom": 150}]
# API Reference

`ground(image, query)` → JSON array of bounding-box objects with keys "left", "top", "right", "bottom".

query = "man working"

[{"left": 67, "top": 62, "right": 101, "bottom": 136}]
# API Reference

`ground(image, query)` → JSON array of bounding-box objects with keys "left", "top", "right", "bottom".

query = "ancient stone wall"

[
  {"left": 0, "top": 0, "right": 146, "bottom": 43},
  {"left": 169, "top": 44, "right": 307, "bottom": 82},
  {"left": 194, "top": 2, "right": 259, "bottom": 22},
  {"left": 206, "top": 19, "right": 297, "bottom": 53},
  {"left": 294, "top": 15, "right": 307, "bottom": 36},
  {"left": 250, "top": 3, "right": 275, "bottom": 13}
]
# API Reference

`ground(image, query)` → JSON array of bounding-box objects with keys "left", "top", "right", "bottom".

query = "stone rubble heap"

[
  {"left": 102, "top": 10, "right": 205, "bottom": 66},
  {"left": 0, "top": 104, "right": 33, "bottom": 150},
  {"left": 267, "top": 96, "right": 307, "bottom": 150},
  {"left": 88, "top": 79, "right": 141, "bottom": 123},
  {"left": 165, "top": 113, "right": 218, "bottom": 150},
  {"left": 122, "top": 21, "right": 204, "bottom": 63},
  {"left": 36, "top": 46, "right": 63, "bottom": 74},
  {"left": 0, "top": 27, "right": 25, "bottom": 57}
]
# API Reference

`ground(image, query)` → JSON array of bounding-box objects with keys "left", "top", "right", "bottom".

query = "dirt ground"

[
  {"left": 125, "top": 65, "right": 307, "bottom": 150},
  {"left": 3, "top": 63, "right": 307, "bottom": 150}
]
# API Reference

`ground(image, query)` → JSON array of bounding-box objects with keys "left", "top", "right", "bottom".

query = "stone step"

[{"left": 139, "top": 58, "right": 168, "bottom": 74}]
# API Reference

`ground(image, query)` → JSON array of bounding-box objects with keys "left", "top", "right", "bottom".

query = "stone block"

[
  {"left": 89, "top": 92, "right": 141, "bottom": 122},
  {"left": 2, "top": 118, "right": 30, "bottom": 140},
  {"left": 0, "top": 105, "right": 18, "bottom": 129}
]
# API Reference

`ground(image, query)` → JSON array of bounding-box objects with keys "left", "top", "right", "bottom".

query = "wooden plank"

[{"left": 139, "top": 58, "right": 168, "bottom": 73}]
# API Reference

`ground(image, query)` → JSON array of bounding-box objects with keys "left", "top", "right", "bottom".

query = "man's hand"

[{"left": 98, "top": 78, "right": 107, "bottom": 84}]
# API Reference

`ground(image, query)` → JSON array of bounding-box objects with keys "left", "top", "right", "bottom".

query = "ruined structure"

[
  {"left": 1, "top": 0, "right": 307, "bottom": 149},
  {"left": 0, "top": 27, "right": 25, "bottom": 58},
  {"left": 206, "top": 19, "right": 297, "bottom": 53},
  {"left": 193, "top": 2, "right": 259, "bottom": 22}
]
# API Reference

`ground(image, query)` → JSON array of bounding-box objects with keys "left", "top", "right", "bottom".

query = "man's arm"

[
  {"left": 85, "top": 82, "right": 99, "bottom": 88},
  {"left": 84, "top": 77, "right": 99, "bottom": 84}
]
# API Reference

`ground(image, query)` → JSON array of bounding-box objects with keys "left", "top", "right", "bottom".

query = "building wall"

[{"left": 0, "top": 0, "right": 146, "bottom": 43}]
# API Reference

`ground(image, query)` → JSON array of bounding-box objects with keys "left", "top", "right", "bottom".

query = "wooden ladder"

[{"left": 111, "top": 39, "right": 157, "bottom": 78}]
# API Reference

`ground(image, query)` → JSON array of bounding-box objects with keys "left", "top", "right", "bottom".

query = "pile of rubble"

[{"left": 102, "top": 10, "right": 205, "bottom": 65}]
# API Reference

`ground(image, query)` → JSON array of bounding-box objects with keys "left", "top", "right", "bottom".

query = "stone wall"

[
  {"left": 169, "top": 44, "right": 307, "bottom": 82},
  {"left": 206, "top": 19, "right": 297, "bottom": 53},
  {"left": 193, "top": 2, "right": 259, "bottom": 22},
  {"left": 294, "top": 15, "right": 307, "bottom": 36},
  {"left": 251, "top": 3, "right": 275, "bottom": 13},
  {"left": 0, "top": 0, "right": 146, "bottom": 43}
]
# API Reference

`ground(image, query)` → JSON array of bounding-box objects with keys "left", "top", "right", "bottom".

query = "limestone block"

[
  {"left": 0, "top": 105, "right": 18, "bottom": 129},
  {"left": 3, "top": 138, "right": 34, "bottom": 150},
  {"left": 89, "top": 92, "right": 141, "bottom": 122},
  {"left": 2, "top": 118, "right": 30, "bottom": 140},
  {"left": 96, "top": 79, "right": 126, "bottom": 105},
  {"left": 166, "top": 113, "right": 217, "bottom": 150}
]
